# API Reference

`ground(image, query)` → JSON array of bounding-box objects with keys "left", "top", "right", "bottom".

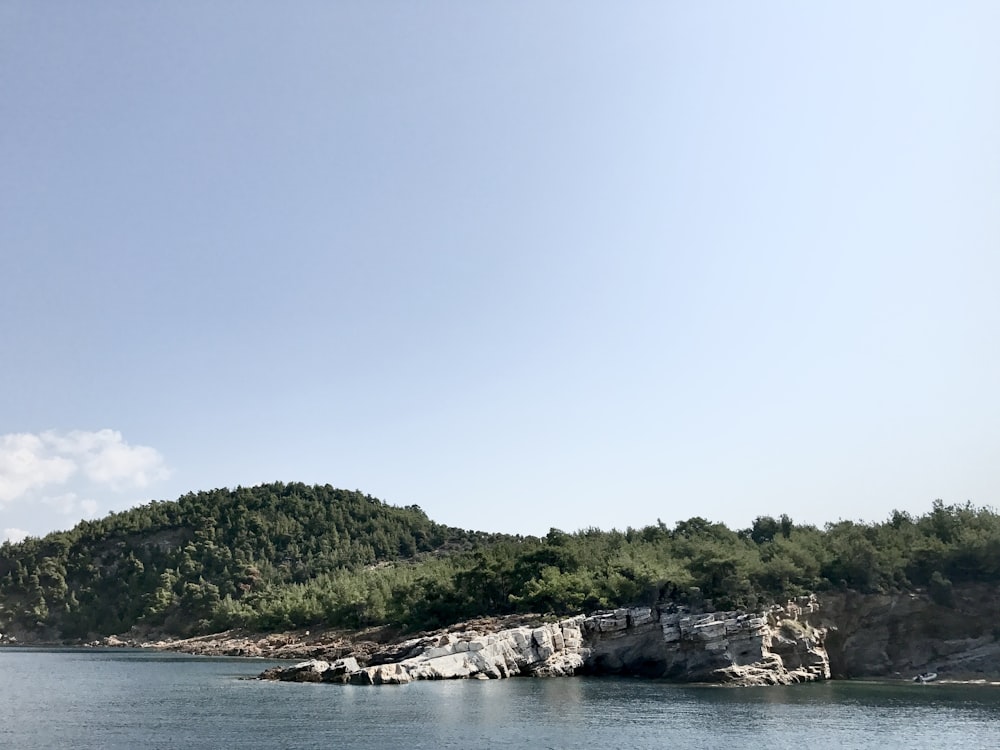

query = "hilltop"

[{"left": 0, "top": 482, "right": 498, "bottom": 639}]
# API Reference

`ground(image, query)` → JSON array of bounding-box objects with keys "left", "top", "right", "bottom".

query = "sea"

[{"left": 1, "top": 648, "right": 998, "bottom": 749}]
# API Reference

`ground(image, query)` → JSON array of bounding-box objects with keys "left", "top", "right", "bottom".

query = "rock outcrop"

[
  {"left": 258, "top": 598, "right": 829, "bottom": 686},
  {"left": 583, "top": 598, "right": 828, "bottom": 685},
  {"left": 261, "top": 618, "right": 589, "bottom": 685},
  {"left": 819, "top": 584, "right": 1000, "bottom": 680}
]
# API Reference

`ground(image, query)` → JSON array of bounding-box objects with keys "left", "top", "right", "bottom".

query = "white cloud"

[
  {"left": 42, "top": 491, "right": 80, "bottom": 515},
  {"left": 42, "top": 492, "right": 100, "bottom": 519},
  {"left": 0, "top": 433, "right": 77, "bottom": 505},
  {"left": 3, "top": 527, "right": 31, "bottom": 544},
  {"left": 41, "top": 429, "right": 170, "bottom": 488},
  {"left": 0, "top": 429, "right": 170, "bottom": 508}
]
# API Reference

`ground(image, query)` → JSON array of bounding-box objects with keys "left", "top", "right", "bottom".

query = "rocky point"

[{"left": 258, "top": 596, "right": 830, "bottom": 686}]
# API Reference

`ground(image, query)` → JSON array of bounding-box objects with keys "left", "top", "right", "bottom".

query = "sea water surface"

[{"left": 2, "top": 648, "right": 999, "bottom": 749}]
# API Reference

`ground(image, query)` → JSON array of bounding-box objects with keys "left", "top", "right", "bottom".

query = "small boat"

[{"left": 913, "top": 672, "right": 937, "bottom": 683}]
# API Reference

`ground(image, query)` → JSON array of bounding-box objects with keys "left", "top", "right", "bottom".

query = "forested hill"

[
  {"left": 2, "top": 487, "right": 999, "bottom": 643},
  {"left": 0, "top": 483, "right": 495, "bottom": 639}
]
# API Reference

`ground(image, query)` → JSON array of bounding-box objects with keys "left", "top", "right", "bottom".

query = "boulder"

[{"left": 261, "top": 659, "right": 330, "bottom": 682}]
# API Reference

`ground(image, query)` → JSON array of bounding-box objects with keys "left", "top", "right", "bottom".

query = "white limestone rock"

[
  {"left": 261, "top": 599, "right": 829, "bottom": 688},
  {"left": 532, "top": 627, "right": 555, "bottom": 661}
]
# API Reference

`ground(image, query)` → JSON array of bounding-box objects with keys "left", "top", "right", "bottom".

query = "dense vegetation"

[
  {"left": 1, "top": 484, "right": 998, "bottom": 640},
  {"left": 0, "top": 483, "right": 494, "bottom": 638}
]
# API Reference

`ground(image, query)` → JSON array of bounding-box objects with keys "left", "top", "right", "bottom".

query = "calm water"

[{"left": 2, "top": 648, "right": 999, "bottom": 749}]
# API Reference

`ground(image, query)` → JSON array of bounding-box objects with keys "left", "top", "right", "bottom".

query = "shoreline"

[
  {"left": 1, "top": 613, "right": 551, "bottom": 661},
  {"left": 7, "top": 596, "right": 1000, "bottom": 687},
  {"left": 3, "top": 638, "right": 999, "bottom": 686}
]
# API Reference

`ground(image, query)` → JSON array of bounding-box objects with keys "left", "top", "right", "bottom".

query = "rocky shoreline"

[
  {"left": 257, "top": 597, "right": 830, "bottom": 687},
  {"left": 1, "top": 601, "right": 829, "bottom": 687},
  {"left": 1, "top": 613, "right": 556, "bottom": 663},
  {"left": 6, "top": 585, "right": 1000, "bottom": 687}
]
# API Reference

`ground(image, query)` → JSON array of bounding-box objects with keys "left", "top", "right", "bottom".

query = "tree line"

[{"left": 1, "top": 484, "right": 997, "bottom": 639}]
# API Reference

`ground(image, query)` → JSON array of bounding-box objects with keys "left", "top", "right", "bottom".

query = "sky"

[{"left": 2, "top": 2, "right": 999, "bottom": 543}]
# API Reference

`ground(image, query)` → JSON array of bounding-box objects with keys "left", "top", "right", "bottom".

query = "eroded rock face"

[
  {"left": 819, "top": 585, "right": 1000, "bottom": 680},
  {"left": 259, "top": 599, "right": 829, "bottom": 686},
  {"left": 583, "top": 599, "right": 829, "bottom": 686}
]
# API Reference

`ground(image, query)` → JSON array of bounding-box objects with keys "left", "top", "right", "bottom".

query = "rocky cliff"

[
  {"left": 259, "top": 597, "right": 830, "bottom": 686},
  {"left": 583, "top": 598, "right": 828, "bottom": 685},
  {"left": 819, "top": 584, "right": 1000, "bottom": 680}
]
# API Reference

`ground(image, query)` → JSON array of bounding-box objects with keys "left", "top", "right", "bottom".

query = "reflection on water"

[{"left": 1, "top": 649, "right": 999, "bottom": 749}]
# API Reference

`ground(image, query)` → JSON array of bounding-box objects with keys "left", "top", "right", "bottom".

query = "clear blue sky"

[{"left": 2, "top": 2, "right": 998, "bottom": 542}]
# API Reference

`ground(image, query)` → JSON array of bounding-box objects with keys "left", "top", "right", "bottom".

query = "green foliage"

[
  {"left": 928, "top": 570, "right": 954, "bottom": 607},
  {"left": 2, "top": 490, "right": 998, "bottom": 640},
  {"left": 0, "top": 483, "right": 487, "bottom": 638}
]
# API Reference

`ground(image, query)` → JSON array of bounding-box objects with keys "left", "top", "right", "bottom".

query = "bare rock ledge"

[{"left": 258, "top": 597, "right": 829, "bottom": 686}]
